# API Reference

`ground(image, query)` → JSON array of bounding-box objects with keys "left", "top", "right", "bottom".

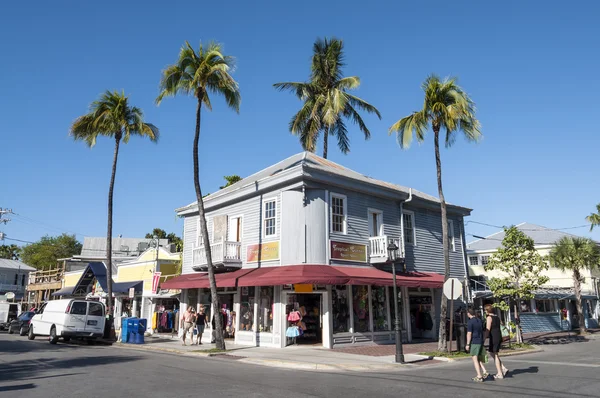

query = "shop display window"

[
  {"left": 240, "top": 287, "right": 255, "bottom": 331},
  {"left": 332, "top": 285, "right": 350, "bottom": 333},
  {"left": 535, "top": 299, "right": 557, "bottom": 313},
  {"left": 372, "top": 286, "right": 387, "bottom": 331},
  {"left": 352, "top": 285, "right": 370, "bottom": 333},
  {"left": 259, "top": 286, "right": 274, "bottom": 332}
]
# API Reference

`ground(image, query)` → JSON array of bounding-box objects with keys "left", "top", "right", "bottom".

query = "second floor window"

[
  {"left": 447, "top": 220, "right": 456, "bottom": 251},
  {"left": 330, "top": 193, "right": 347, "bottom": 234},
  {"left": 469, "top": 256, "right": 479, "bottom": 266},
  {"left": 481, "top": 255, "right": 490, "bottom": 266},
  {"left": 263, "top": 199, "right": 277, "bottom": 237},
  {"left": 403, "top": 211, "right": 416, "bottom": 245}
]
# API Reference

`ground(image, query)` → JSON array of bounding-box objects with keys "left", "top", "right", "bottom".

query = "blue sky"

[{"left": 1, "top": 0, "right": 599, "bottom": 246}]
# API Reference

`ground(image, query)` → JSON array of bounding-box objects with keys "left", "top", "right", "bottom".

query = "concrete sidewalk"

[{"left": 116, "top": 334, "right": 446, "bottom": 372}]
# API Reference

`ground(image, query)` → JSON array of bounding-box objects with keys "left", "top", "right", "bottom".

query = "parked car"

[
  {"left": 29, "top": 299, "right": 106, "bottom": 344},
  {"left": 0, "top": 302, "right": 20, "bottom": 330},
  {"left": 8, "top": 311, "right": 35, "bottom": 336}
]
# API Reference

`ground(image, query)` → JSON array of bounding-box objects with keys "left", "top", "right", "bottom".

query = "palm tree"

[
  {"left": 586, "top": 203, "right": 600, "bottom": 231},
  {"left": 71, "top": 90, "right": 159, "bottom": 316},
  {"left": 156, "top": 41, "right": 240, "bottom": 350},
  {"left": 274, "top": 37, "right": 381, "bottom": 159},
  {"left": 389, "top": 75, "right": 481, "bottom": 351},
  {"left": 549, "top": 237, "right": 600, "bottom": 333}
]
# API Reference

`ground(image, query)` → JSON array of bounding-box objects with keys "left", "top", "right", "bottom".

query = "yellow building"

[
  {"left": 467, "top": 222, "right": 600, "bottom": 333},
  {"left": 115, "top": 247, "right": 181, "bottom": 332}
]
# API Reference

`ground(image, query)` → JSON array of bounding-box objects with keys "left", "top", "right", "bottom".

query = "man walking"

[
  {"left": 465, "top": 309, "right": 488, "bottom": 382},
  {"left": 181, "top": 306, "right": 195, "bottom": 346}
]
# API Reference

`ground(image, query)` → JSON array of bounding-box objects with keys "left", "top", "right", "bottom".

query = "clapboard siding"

[
  {"left": 404, "top": 205, "right": 465, "bottom": 278},
  {"left": 327, "top": 188, "right": 402, "bottom": 265},
  {"left": 304, "top": 189, "right": 327, "bottom": 264},
  {"left": 182, "top": 192, "right": 282, "bottom": 275}
]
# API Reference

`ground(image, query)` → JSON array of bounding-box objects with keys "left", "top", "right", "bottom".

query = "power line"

[
  {"left": 12, "top": 213, "right": 88, "bottom": 237},
  {"left": 4, "top": 237, "right": 34, "bottom": 244},
  {"left": 466, "top": 220, "right": 590, "bottom": 231}
]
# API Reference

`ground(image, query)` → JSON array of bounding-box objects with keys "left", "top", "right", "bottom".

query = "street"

[{"left": 1, "top": 332, "right": 599, "bottom": 398}]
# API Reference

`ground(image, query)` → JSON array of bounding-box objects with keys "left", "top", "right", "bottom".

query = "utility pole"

[{"left": 0, "top": 208, "right": 14, "bottom": 243}]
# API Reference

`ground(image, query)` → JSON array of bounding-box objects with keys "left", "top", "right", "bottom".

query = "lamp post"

[{"left": 387, "top": 241, "right": 405, "bottom": 364}]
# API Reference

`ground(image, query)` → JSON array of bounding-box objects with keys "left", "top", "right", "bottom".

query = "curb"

[
  {"left": 430, "top": 346, "right": 544, "bottom": 362},
  {"left": 115, "top": 342, "right": 212, "bottom": 357}
]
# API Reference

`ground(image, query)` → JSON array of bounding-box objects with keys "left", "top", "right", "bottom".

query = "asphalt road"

[{"left": 1, "top": 331, "right": 599, "bottom": 398}]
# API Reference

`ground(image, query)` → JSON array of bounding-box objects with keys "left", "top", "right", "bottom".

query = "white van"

[{"left": 29, "top": 299, "right": 106, "bottom": 344}]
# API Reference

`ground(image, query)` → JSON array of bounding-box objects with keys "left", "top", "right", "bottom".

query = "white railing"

[
  {"left": 193, "top": 239, "right": 242, "bottom": 268},
  {"left": 0, "top": 284, "right": 25, "bottom": 293},
  {"left": 368, "top": 236, "right": 402, "bottom": 259}
]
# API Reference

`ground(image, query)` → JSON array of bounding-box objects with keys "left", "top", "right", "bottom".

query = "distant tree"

[
  {"left": 389, "top": 75, "right": 481, "bottom": 351},
  {"left": 156, "top": 40, "right": 240, "bottom": 351},
  {"left": 220, "top": 175, "right": 242, "bottom": 189},
  {"left": 0, "top": 244, "right": 20, "bottom": 260},
  {"left": 549, "top": 237, "right": 600, "bottom": 333},
  {"left": 71, "top": 90, "right": 159, "bottom": 315},
  {"left": 484, "top": 226, "right": 549, "bottom": 343},
  {"left": 144, "top": 228, "right": 183, "bottom": 252},
  {"left": 20, "top": 234, "right": 82, "bottom": 270},
  {"left": 145, "top": 228, "right": 167, "bottom": 239},
  {"left": 586, "top": 203, "right": 600, "bottom": 231}
]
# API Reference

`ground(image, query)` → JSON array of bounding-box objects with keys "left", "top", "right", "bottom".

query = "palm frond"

[
  {"left": 587, "top": 203, "right": 600, "bottom": 231},
  {"left": 346, "top": 94, "right": 382, "bottom": 119},
  {"left": 388, "top": 111, "right": 428, "bottom": 149},
  {"left": 331, "top": 119, "right": 350, "bottom": 153}
]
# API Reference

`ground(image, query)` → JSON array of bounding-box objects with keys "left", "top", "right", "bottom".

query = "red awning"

[
  {"left": 237, "top": 264, "right": 444, "bottom": 288},
  {"left": 237, "top": 265, "right": 348, "bottom": 287},
  {"left": 160, "top": 273, "right": 207, "bottom": 289}
]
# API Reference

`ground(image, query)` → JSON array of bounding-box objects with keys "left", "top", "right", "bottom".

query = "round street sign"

[
  {"left": 443, "top": 278, "right": 462, "bottom": 300},
  {"left": 5, "top": 292, "right": 15, "bottom": 300}
]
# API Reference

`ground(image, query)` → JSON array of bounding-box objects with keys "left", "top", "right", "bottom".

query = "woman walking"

[
  {"left": 484, "top": 304, "right": 509, "bottom": 379},
  {"left": 194, "top": 306, "right": 208, "bottom": 345}
]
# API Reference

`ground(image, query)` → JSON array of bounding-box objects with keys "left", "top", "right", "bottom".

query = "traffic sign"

[{"left": 443, "top": 278, "right": 462, "bottom": 300}]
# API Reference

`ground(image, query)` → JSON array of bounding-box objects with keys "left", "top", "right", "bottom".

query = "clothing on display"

[{"left": 285, "top": 294, "right": 322, "bottom": 345}]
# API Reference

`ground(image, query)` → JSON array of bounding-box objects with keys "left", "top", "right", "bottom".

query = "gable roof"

[
  {"left": 176, "top": 151, "right": 471, "bottom": 215},
  {"left": 0, "top": 259, "right": 36, "bottom": 272},
  {"left": 79, "top": 237, "right": 170, "bottom": 258},
  {"left": 467, "top": 222, "right": 593, "bottom": 252}
]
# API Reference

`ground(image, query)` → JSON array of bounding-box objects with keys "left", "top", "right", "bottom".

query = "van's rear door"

[
  {"left": 85, "top": 302, "right": 105, "bottom": 336},
  {"left": 66, "top": 301, "right": 88, "bottom": 333}
]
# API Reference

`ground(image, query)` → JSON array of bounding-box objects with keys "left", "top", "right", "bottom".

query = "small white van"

[{"left": 29, "top": 299, "right": 106, "bottom": 344}]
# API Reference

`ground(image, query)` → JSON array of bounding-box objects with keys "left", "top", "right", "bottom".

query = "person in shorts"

[
  {"left": 466, "top": 309, "right": 488, "bottom": 382},
  {"left": 484, "top": 304, "right": 509, "bottom": 379},
  {"left": 181, "top": 306, "right": 195, "bottom": 346},
  {"left": 194, "top": 305, "right": 208, "bottom": 345}
]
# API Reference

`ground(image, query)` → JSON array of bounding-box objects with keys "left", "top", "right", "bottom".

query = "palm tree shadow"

[
  {"left": 506, "top": 366, "right": 539, "bottom": 377},
  {"left": 0, "top": 383, "right": 35, "bottom": 392}
]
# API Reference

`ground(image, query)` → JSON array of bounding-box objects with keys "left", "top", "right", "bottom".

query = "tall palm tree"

[
  {"left": 71, "top": 90, "right": 159, "bottom": 316},
  {"left": 389, "top": 75, "right": 481, "bottom": 351},
  {"left": 549, "top": 237, "right": 600, "bottom": 333},
  {"left": 586, "top": 203, "right": 600, "bottom": 231},
  {"left": 274, "top": 37, "right": 381, "bottom": 159},
  {"left": 156, "top": 41, "right": 240, "bottom": 350}
]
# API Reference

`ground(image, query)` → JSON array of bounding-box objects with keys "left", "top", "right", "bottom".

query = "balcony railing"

[
  {"left": 193, "top": 238, "right": 242, "bottom": 270},
  {"left": 368, "top": 236, "right": 402, "bottom": 263},
  {"left": 0, "top": 284, "right": 25, "bottom": 293}
]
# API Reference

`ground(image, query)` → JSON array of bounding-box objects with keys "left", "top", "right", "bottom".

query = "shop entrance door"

[
  {"left": 218, "top": 293, "right": 235, "bottom": 339},
  {"left": 286, "top": 293, "right": 323, "bottom": 346}
]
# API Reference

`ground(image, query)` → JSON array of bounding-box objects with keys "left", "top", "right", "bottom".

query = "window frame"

[
  {"left": 481, "top": 255, "right": 490, "bottom": 266},
  {"left": 262, "top": 198, "right": 278, "bottom": 238},
  {"left": 448, "top": 219, "right": 456, "bottom": 252},
  {"left": 403, "top": 210, "right": 417, "bottom": 246},
  {"left": 330, "top": 193, "right": 348, "bottom": 235},
  {"left": 367, "top": 208, "right": 384, "bottom": 237},
  {"left": 70, "top": 301, "right": 87, "bottom": 315},
  {"left": 469, "top": 256, "right": 479, "bottom": 266},
  {"left": 88, "top": 302, "right": 104, "bottom": 317}
]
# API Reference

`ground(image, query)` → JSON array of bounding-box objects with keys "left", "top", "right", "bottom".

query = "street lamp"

[{"left": 387, "top": 241, "right": 405, "bottom": 364}]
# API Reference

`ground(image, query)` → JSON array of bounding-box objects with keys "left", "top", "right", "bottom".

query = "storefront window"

[
  {"left": 389, "top": 287, "right": 404, "bottom": 330},
  {"left": 519, "top": 300, "right": 531, "bottom": 313},
  {"left": 240, "top": 287, "right": 255, "bottom": 331},
  {"left": 198, "top": 289, "right": 211, "bottom": 324},
  {"left": 352, "top": 285, "right": 370, "bottom": 333},
  {"left": 259, "top": 287, "right": 274, "bottom": 333},
  {"left": 535, "top": 299, "right": 557, "bottom": 313},
  {"left": 332, "top": 285, "right": 350, "bottom": 333},
  {"left": 372, "top": 287, "right": 387, "bottom": 331}
]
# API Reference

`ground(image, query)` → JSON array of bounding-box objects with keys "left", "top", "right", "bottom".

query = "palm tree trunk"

[
  {"left": 106, "top": 134, "right": 121, "bottom": 318},
  {"left": 194, "top": 94, "right": 224, "bottom": 350},
  {"left": 434, "top": 126, "right": 450, "bottom": 352},
  {"left": 323, "top": 126, "right": 329, "bottom": 159},
  {"left": 573, "top": 269, "right": 586, "bottom": 333}
]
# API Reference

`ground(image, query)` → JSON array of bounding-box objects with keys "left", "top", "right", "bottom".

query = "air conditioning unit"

[
  {"left": 120, "top": 245, "right": 129, "bottom": 252},
  {"left": 138, "top": 242, "right": 149, "bottom": 252}
]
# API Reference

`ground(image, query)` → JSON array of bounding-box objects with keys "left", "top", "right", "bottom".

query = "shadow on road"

[
  {"left": 508, "top": 366, "right": 539, "bottom": 377},
  {"left": 0, "top": 383, "right": 36, "bottom": 392}
]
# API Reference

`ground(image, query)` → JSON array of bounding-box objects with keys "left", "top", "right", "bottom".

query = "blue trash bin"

[
  {"left": 132, "top": 318, "right": 147, "bottom": 344},
  {"left": 133, "top": 331, "right": 145, "bottom": 344},
  {"left": 121, "top": 317, "right": 130, "bottom": 343},
  {"left": 126, "top": 318, "right": 139, "bottom": 344}
]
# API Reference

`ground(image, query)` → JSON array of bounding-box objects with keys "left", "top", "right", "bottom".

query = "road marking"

[{"left": 505, "top": 359, "right": 600, "bottom": 368}]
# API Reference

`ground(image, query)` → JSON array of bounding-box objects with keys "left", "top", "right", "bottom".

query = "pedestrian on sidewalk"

[
  {"left": 194, "top": 305, "right": 208, "bottom": 345},
  {"left": 181, "top": 306, "right": 195, "bottom": 346},
  {"left": 465, "top": 309, "right": 488, "bottom": 382},
  {"left": 484, "top": 304, "right": 508, "bottom": 379}
]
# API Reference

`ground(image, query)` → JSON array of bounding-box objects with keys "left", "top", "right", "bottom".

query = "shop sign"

[
  {"left": 247, "top": 241, "right": 280, "bottom": 263},
  {"left": 152, "top": 272, "right": 162, "bottom": 294},
  {"left": 330, "top": 241, "right": 367, "bottom": 263},
  {"left": 293, "top": 284, "right": 313, "bottom": 293}
]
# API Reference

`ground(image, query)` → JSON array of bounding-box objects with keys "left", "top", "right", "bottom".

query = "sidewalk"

[{"left": 116, "top": 334, "right": 446, "bottom": 372}]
